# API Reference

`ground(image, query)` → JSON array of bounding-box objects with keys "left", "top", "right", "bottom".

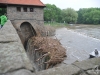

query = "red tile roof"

[{"left": 0, "top": 0, "right": 45, "bottom": 6}]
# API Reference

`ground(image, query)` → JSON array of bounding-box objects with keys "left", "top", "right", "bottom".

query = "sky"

[{"left": 41, "top": 0, "right": 100, "bottom": 10}]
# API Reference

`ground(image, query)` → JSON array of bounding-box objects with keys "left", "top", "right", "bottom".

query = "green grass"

[
  {"left": 44, "top": 22, "right": 69, "bottom": 28},
  {"left": 44, "top": 22, "right": 100, "bottom": 28}
]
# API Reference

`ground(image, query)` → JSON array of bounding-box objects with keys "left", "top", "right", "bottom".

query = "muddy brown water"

[{"left": 54, "top": 24, "right": 100, "bottom": 64}]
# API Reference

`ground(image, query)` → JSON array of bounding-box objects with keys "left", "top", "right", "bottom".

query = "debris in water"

[{"left": 27, "top": 36, "right": 67, "bottom": 69}]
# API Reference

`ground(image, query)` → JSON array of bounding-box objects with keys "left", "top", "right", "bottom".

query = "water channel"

[{"left": 55, "top": 24, "right": 100, "bottom": 64}]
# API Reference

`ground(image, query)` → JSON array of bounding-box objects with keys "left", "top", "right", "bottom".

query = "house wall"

[
  {"left": 6, "top": 5, "right": 45, "bottom": 46},
  {"left": 6, "top": 5, "right": 45, "bottom": 31},
  {"left": 7, "top": 5, "right": 44, "bottom": 20}
]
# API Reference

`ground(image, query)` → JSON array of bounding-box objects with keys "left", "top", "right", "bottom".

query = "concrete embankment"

[{"left": 0, "top": 20, "right": 33, "bottom": 74}]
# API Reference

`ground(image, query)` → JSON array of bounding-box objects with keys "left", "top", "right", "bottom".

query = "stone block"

[
  {"left": 73, "top": 57, "right": 100, "bottom": 70},
  {"left": 6, "top": 69, "right": 36, "bottom": 75},
  {"left": 0, "top": 20, "right": 33, "bottom": 73},
  {"left": 37, "top": 64, "right": 80, "bottom": 75}
]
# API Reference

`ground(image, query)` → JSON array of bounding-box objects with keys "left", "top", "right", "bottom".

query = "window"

[
  {"left": 30, "top": 8, "right": 34, "bottom": 12},
  {"left": 23, "top": 7, "right": 27, "bottom": 12},
  {"left": 17, "top": 7, "right": 21, "bottom": 12}
]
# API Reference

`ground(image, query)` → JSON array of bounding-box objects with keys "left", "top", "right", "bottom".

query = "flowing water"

[
  {"left": 66, "top": 24, "right": 100, "bottom": 39},
  {"left": 55, "top": 24, "right": 100, "bottom": 64}
]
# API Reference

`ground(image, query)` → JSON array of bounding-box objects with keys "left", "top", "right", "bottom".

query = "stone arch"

[{"left": 20, "top": 22, "right": 36, "bottom": 49}]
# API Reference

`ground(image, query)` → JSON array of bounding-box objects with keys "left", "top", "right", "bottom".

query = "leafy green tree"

[
  {"left": 44, "top": 4, "right": 100, "bottom": 24},
  {"left": 77, "top": 8, "right": 100, "bottom": 24},
  {"left": 44, "top": 4, "right": 62, "bottom": 23},
  {"left": 77, "top": 8, "right": 87, "bottom": 24},
  {"left": 90, "top": 10, "right": 100, "bottom": 24},
  {"left": 62, "top": 8, "right": 78, "bottom": 24}
]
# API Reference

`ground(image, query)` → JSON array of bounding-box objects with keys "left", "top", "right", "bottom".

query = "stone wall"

[
  {"left": 7, "top": 5, "right": 44, "bottom": 28},
  {"left": 10, "top": 19, "right": 45, "bottom": 47},
  {"left": 0, "top": 20, "right": 34, "bottom": 74},
  {"left": 36, "top": 58, "right": 100, "bottom": 75},
  {"left": 11, "top": 20, "right": 44, "bottom": 33},
  {"left": 6, "top": 5, "right": 45, "bottom": 46},
  {"left": 7, "top": 5, "right": 44, "bottom": 21},
  {"left": 7, "top": 5, "right": 45, "bottom": 33}
]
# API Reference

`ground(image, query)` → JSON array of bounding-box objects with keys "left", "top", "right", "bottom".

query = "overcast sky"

[{"left": 41, "top": 0, "right": 100, "bottom": 10}]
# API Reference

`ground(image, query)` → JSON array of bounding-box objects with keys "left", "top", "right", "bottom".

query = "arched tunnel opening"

[
  {"left": 20, "top": 22, "right": 36, "bottom": 50},
  {"left": 19, "top": 22, "right": 50, "bottom": 71},
  {"left": 20, "top": 22, "right": 47, "bottom": 71}
]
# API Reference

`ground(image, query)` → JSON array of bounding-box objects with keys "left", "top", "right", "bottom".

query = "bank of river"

[{"left": 54, "top": 25, "right": 100, "bottom": 64}]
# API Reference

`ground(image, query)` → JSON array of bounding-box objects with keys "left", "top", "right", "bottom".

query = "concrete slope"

[{"left": 0, "top": 20, "right": 33, "bottom": 73}]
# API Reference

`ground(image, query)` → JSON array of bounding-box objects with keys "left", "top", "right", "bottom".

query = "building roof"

[{"left": 0, "top": 0, "right": 45, "bottom": 7}]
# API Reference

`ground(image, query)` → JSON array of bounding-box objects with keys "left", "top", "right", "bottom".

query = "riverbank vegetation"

[
  {"left": 44, "top": 4, "right": 100, "bottom": 25},
  {"left": 44, "top": 22, "right": 68, "bottom": 28},
  {"left": 77, "top": 8, "right": 100, "bottom": 24}
]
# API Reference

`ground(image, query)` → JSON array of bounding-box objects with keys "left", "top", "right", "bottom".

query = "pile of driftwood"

[{"left": 27, "top": 36, "right": 66, "bottom": 69}]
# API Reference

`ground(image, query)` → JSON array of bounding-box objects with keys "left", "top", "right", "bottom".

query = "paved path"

[{"left": 55, "top": 28, "right": 100, "bottom": 64}]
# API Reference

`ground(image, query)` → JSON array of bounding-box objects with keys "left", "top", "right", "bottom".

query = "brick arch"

[{"left": 20, "top": 22, "right": 36, "bottom": 49}]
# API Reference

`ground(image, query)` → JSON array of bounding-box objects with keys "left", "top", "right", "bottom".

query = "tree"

[
  {"left": 77, "top": 8, "right": 100, "bottom": 24},
  {"left": 44, "top": 4, "right": 100, "bottom": 24},
  {"left": 62, "top": 8, "right": 78, "bottom": 24},
  {"left": 90, "top": 10, "right": 100, "bottom": 24},
  {"left": 44, "top": 4, "right": 62, "bottom": 23}
]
